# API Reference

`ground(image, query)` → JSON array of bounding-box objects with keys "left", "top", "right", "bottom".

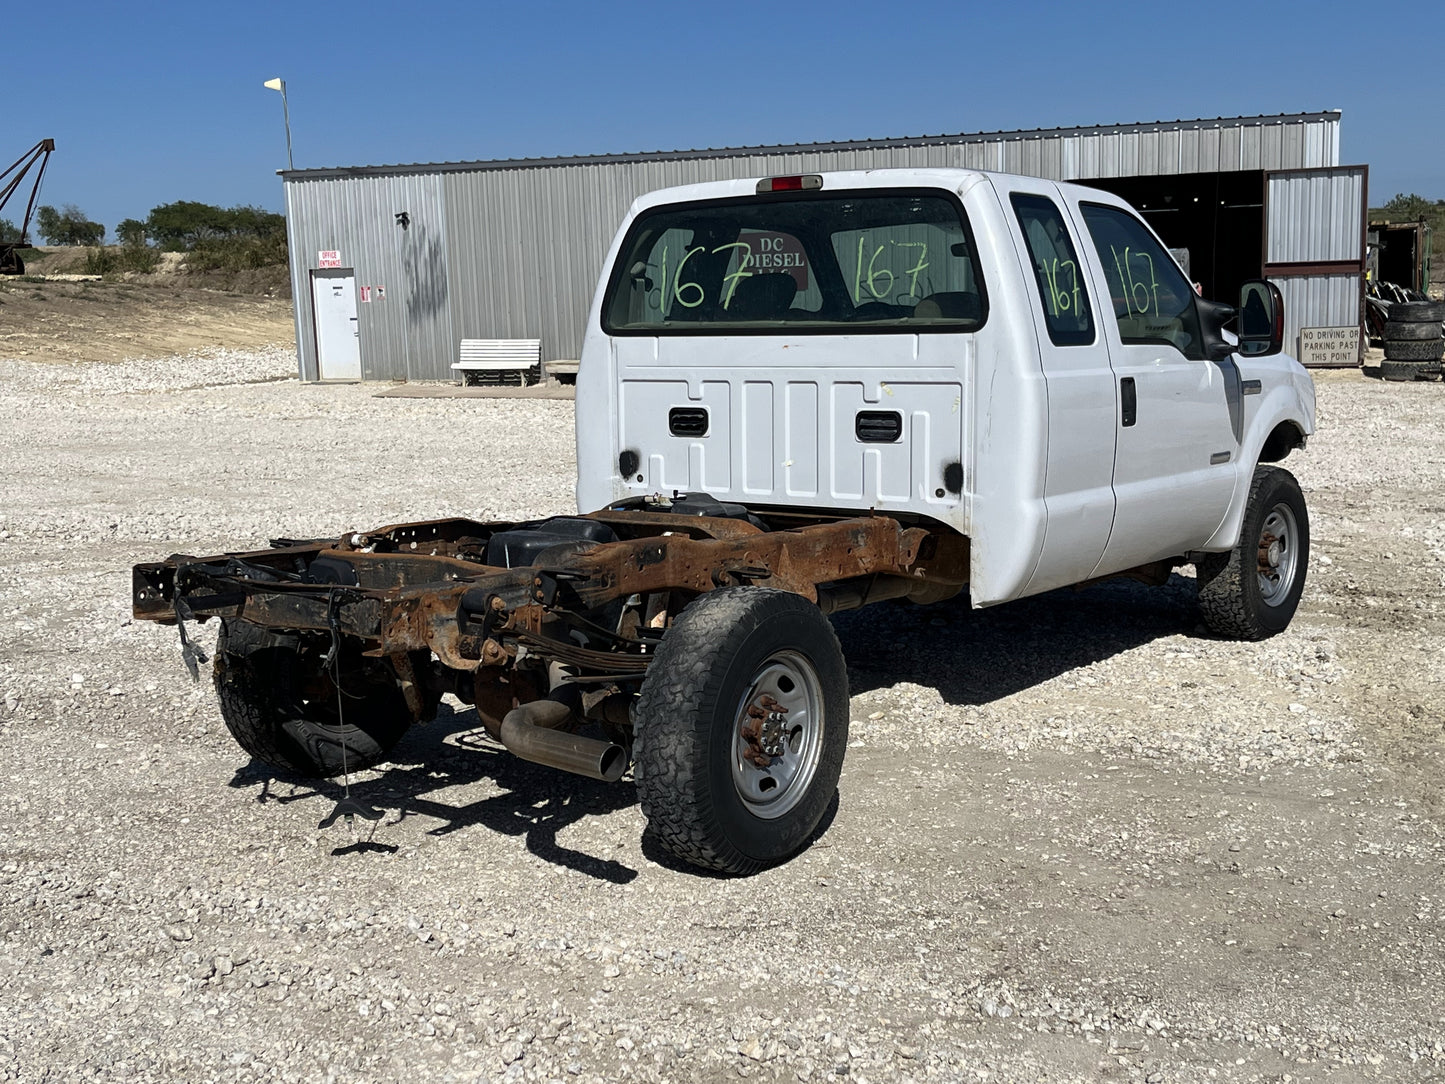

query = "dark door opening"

[
  {"left": 1078, "top": 170, "right": 1264, "bottom": 306},
  {"left": 1372, "top": 222, "right": 1430, "bottom": 292}
]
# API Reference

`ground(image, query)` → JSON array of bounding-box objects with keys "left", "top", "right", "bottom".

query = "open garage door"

[
  {"left": 1264, "top": 165, "right": 1368, "bottom": 365},
  {"left": 1080, "top": 170, "right": 1264, "bottom": 305}
]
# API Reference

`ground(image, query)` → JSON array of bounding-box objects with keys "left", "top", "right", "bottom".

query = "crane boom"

[{"left": 1, "top": 138, "right": 56, "bottom": 275}]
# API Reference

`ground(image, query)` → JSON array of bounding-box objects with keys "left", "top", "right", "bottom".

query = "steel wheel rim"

[
  {"left": 731, "top": 650, "right": 825, "bottom": 820},
  {"left": 1256, "top": 502, "right": 1300, "bottom": 607}
]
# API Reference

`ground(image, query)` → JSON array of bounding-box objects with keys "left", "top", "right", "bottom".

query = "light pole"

[{"left": 263, "top": 77, "right": 294, "bottom": 171}]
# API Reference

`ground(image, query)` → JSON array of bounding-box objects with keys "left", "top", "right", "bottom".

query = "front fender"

[{"left": 1202, "top": 366, "right": 1314, "bottom": 551}]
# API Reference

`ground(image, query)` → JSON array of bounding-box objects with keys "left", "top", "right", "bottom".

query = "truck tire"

[
  {"left": 1383, "top": 338, "right": 1445, "bottom": 361},
  {"left": 1383, "top": 320, "right": 1443, "bottom": 341},
  {"left": 633, "top": 587, "right": 848, "bottom": 875},
  {"left": 213, "top": 619, "right": 413, "bottom": 777},
  {"left": 1380, "top": 359, "right": 1429, "bottom": 382},
  {"left": 1389, "top": 300, "right": 1445, "bottom": 323},
  {"left": 1197, "top": 466, "right": 1309, "bottom": 641}
]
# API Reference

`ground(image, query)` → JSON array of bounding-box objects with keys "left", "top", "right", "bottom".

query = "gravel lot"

[{"left": 1, "top": 348, "right": 1443, "bottom": 1084}]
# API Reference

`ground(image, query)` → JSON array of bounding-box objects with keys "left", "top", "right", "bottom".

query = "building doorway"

[{"left": 311, "top": 269, "right": 361, "bottom": 380}]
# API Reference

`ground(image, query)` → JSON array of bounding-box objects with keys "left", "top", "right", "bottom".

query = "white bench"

[{"left": 451, "top": 338, "right": 541, "bottom": 386}]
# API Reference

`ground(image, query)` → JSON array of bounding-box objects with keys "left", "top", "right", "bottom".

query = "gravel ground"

[{"left": 1, "top": 349, "right": 1443, "bottom": 1084}]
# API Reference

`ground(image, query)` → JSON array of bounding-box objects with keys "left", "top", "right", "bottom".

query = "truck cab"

[{"left": 576, "top": 168, "right": 1315, "bottom": 606}]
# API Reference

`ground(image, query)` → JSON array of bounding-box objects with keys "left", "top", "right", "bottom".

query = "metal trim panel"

[{"left": 279, "top": 112, "right": 1342, "bottom": 181}]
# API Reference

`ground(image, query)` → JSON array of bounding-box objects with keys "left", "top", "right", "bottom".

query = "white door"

[
  {"left": 1071, "top": 198, "right": 1240, "bottom": 576},
  {"left": 312, "top": 271, "right": 361, "bottom": 380},
  {"left": 997, "top": 178, "right": 1118, "bottom": 595}
]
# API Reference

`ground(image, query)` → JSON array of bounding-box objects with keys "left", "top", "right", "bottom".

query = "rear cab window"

[{"left": 603, "top": 189, "right": 986, "bottom": 333}]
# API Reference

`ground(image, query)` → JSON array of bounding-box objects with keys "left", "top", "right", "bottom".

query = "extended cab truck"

[{"left": 132, "top": 168, "right": 1315, "bottom": 875}]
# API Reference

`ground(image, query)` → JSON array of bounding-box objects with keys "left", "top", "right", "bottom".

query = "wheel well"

[{"left": 1259, "top": 421, "right": 1306, "bottom": 463}]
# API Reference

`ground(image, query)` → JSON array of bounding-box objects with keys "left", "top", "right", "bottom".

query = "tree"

[
  {"left": 1380, "top": 193, "right": 1440, "bottom": 221},
  {"left": 34, "top": 205, "right": 60, "bottom": 243},
  {"left": 225, "top": 204, "right": 286, "bottom": 240},
  {"left": 1371, "top": 193, "right": 1445, "bottom": 233},
  {"left": 116, "top": 218, "right": 149, "bottom": 247},
  {"left": 0, "top": 218, "right": 19, "bottom": 242},
  {"left": 146, "top": 201, "right": 232, "bottom": 250},
  {"left": 146, "top": 200, "right": 285, "bottom": 250},
  {"left": 35, "top": 204, "right": 105, "bottom": 246}
]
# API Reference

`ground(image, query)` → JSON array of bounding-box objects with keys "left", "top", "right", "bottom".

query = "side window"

[
  {"left": 1080, "top": 202, "right": 1203, "bottom": 360},
  {"left": 1010, "top": 193, "right": 1094, "bottom": 346}
]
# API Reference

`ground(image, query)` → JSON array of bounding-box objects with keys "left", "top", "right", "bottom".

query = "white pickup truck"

[{"left": 135, "top": 167, "right": 1315, "bottom": 875}]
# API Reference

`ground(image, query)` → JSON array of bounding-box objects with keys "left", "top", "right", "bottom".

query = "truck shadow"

[
  {"left": 227, "top": 575, "right": 1192, "bottom": 877},
  {"left": 833, "top": 573, "right": 1199, "bottom": 703},
  {"left": 229, "top": 704, "right": 641, "bottom": 884}
]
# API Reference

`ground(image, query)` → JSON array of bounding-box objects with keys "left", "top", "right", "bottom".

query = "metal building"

[{"left": 281, "top": 110, "right": 1366, "bottom": 381}]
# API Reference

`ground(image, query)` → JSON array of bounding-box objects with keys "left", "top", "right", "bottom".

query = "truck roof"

[{"left": 623, "top": 168, "right": 1120, "bottom": 216}]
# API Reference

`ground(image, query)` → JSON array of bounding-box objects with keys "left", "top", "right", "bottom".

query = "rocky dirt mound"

[{"left": 0, "top": 277, "right": 293, "bottom": 364}]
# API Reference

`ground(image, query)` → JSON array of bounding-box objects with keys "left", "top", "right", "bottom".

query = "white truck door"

[
  {"left": 993, "top": 178, "right": 1117, "bottom": 594},
  {"left": 1069, "top": 199, "right": 1239, "bottom": 576}
]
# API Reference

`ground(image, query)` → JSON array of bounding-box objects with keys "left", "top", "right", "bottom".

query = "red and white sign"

[
  {"left": 318, "top": 250, "right": 342, "bottom": 268},
  {"left": 359, "top": 285, "right": 372, "bottom": 303}
]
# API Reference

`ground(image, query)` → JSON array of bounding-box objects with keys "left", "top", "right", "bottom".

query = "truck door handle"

[{"left": 1120, "top": 377, "right": 1137, "bottom": 427}]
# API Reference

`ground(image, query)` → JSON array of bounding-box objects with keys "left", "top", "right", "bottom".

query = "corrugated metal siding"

[
  {"left": 1276, "top": 273, "right": 1362, "bottom": 355},
  {"left": 1266, "top": 166, "right": 1366, "bottom": 263},
  {"left": 284, "top": 114, "right": 1344, "bottom": 377},
  {"left": 287, "top": 173, "right": 451, "bottom": 380}
]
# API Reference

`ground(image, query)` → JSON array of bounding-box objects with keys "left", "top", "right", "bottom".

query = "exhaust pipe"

[{"left": 498, "top": 700, "right": 627, "bottom": 783}]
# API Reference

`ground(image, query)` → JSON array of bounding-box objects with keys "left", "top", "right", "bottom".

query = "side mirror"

[
  {"left": 1197, "top": 297, "right": 1238, "bottom": 362},
  {"left": 1238, "top": 279, "right": 1284, "bottom": 357}
]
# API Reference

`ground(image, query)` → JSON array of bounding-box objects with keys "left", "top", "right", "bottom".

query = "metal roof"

[{"left": 280, "top": 111, "right": 1342, "bottom": 182}]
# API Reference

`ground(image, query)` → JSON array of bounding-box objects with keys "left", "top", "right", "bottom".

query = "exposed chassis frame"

[{"left": 133, "top": 507, "right": 971, "bottom": 690}]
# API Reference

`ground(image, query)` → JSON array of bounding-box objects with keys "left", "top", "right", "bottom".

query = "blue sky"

[{"left": 8, "top": 0, "right": 1443, "bottom": 236}]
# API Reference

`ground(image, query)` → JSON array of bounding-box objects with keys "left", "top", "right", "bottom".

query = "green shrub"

[
  {"left": 186, "top": 233, "right": 288, "bottom": 272},
  {"left": 84, "top": 247, "right": 118, "bottom": 275},
  {"left": 119, "top": 244, "right": 160, "bottom": 272},
  {"left": 81, "top": 245, "right": 162, "bottom": 276}
]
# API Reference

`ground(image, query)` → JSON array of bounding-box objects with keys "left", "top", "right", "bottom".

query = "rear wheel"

[
  {"left": 213, "top": 619, "right": 415, "bottom": 777},
  {"left": 1197, "top": 466, "right": 1310, "bottom": 640},
  {"left": 633, "top": 588, "right": 848, "bottom": 875}
]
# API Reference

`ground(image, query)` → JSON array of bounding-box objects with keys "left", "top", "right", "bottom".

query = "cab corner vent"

[
  {"left": 668, "top": 407, "right": 709, "bottom": 437},
  {"left": 855, "top": 410, "right": 902, "bottom": 443}
]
